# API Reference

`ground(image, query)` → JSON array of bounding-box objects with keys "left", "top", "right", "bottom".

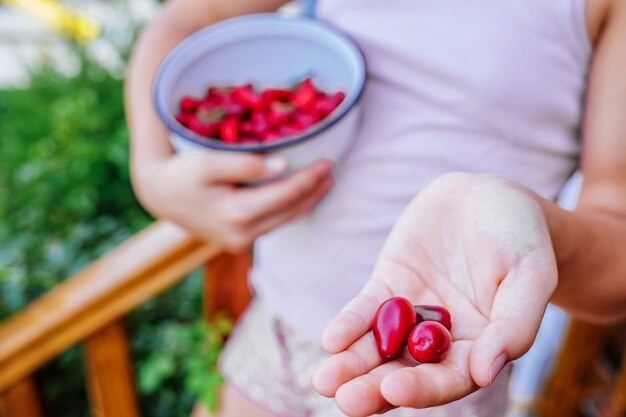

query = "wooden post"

[
  {"left": 606, "top": 343, "right": 626, "bottom": 417},
  {"left": 84, "top": 321, "right": 140, "bottom": 417},
  {"left": 537, "top": 321, "right": 609, "bottom": 417},
  {"left": 204, "top": 252, "right": 252, "bottom": 321},
  {"left": 0, "top": 376, "right": 44, "bottom": 417}
]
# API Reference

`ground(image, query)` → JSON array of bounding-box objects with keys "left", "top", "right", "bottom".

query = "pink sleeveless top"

[{"left": 252, "top": 0, "right": 592, "bottom": 341}]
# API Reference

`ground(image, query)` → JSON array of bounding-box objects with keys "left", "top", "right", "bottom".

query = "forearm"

[
  {"left": 544, "top": 0, "right": 626, "bottom": 323},
  {"left": 536, "top": 196, "right": 626, "bottom": 323},
  {"left": 124, "top": 8, "right": 217, "bottom": 171}
]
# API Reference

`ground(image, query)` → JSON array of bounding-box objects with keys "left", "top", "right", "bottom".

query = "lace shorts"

[{"left": 219, "top": 298, "right": 511, "bottom": 417}]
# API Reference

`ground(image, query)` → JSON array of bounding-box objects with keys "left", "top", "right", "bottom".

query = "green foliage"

[
  {"left": 0, "top": 53, "right": 148, "bottom": 318},
  {"left": 137, "top": 316, "right": 232, "bottom": 413},
  {"left": 129, "top": 272, "right": 230, "bottom": 417},
  {"left": 0, "top": 52, "right": 226, "bottom": 416}
]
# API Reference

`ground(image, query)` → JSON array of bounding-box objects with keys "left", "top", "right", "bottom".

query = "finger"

[
  {"left": 234, "top": 159, "right": 335, "bottom": 218},
  {"left": 380, "top": 340, "right": 477, "bottom": 408},
  {"left": 313, "top": 332, "right": 382, "bottom": 398},
  {"left": 322, "top": 279, "right": 393, "bottom": 354},
  {"left": 184, "top": 150, "right": 288, "bottom": 183},
  {"left": 335, "top": 361, "right": 406, "bottom": 417},
  {"left": 250, "top": 174, "right": 334, "bottom": 237},
  {"left": 470, "top": 249, "right": 557, "bottom": 387}
]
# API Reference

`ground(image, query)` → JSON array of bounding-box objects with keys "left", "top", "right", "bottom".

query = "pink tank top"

[{"left": 252, "top": 0, "right": 592, "bottom": 341}]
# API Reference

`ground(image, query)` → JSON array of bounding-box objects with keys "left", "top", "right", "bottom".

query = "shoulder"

[{"left": 587, "top": 0, "right": 625, "bottom": 44}]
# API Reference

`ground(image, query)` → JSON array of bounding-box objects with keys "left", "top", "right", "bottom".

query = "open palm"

[{"left": 313, "top": 174, "right": 558, "bottom": 416}]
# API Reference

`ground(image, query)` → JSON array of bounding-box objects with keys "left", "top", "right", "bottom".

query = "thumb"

[
  {"left": 184, "top": 150, "right": 288, "bottom": 183},
  {"left": 469, "top": 250, "right": 557, "bottom": 387}
]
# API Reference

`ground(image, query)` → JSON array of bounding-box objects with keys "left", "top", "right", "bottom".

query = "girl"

[{"left": 125, "top": 0, "right": 626, "bottom": 415}]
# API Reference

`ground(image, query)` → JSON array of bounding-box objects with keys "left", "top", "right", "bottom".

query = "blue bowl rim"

[{"left": 152, "top": 13, "right": 366, "bottom": 153}]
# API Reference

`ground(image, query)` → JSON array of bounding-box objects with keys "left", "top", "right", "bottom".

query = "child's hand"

[
  {"left": 313, "top": 173, "right": 557, "bottom": 416},
  {"left": 133, "top": 149, "right": 334, "bottom": 252}
]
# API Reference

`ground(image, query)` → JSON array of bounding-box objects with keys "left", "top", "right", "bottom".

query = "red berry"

[
  {"left": 205, "top": 87, "right": 231, "bottom": 103},
  {"left": 187, "top": 116, "right": 218, "bottom": 138},
  {"left": 277, "top": 124, "right": 303, "bottom": 137},
  {"left": 187, "top": 117, "right": 203, "bottom": 134},
  {"left": 239, "top": 136, "right": 260, "bottom": 144},
  {"left": 240, "top": 121, "right": 254, "bottom": 134},
  {"left": 268, "top": 102, "right": 295, "bottom": 126},
  {"left": 221, "top": 96, "right": 246, "bottom": 117},
  {"left": 220, "top": 118, "right": 239, "bottom": 143},
  {"left": 414, "top": 305, "right": 452, "bottom": 331},
  {"left": 294, "top": 112, "right": 319, "bottom": 129},
  {"left": 372, "top": 297, "right": 417, "bottom": 360},
  {"left": 407, "top": 321, "right": 452, "bottom": 364},
  {"left": 293, "top": 78, "right": 317, "bottom": 109},
  {"left": 180, "top": 96, "right": 200, "bottom": 113},
  {"left": 250, "top": 111, "right": 270, "bottom": 135},
  {"left": 312, "top": 94, "right": 342, "bottom": 119},
  {"left": 331, "top": 91, "right": 346, "bottom": 104},
  {"left": 232, "top": 84, "right": 264, "bottom": 109},
  {"left": 262, "top": 88, "right": 295, "bottom": 103},
  {"left": 261, "top": 131, "right": 281, "bottom": 143},
  {"left": 175, "top": 112, "right": 191, "bottom": 127}
]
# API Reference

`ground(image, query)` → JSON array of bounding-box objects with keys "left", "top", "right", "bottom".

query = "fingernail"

[
  {"left": 489, "top": 353, "right": 507, "bottom": 385},
  {"left": 265, "top": 155, "right": 287, "bottom": 174}
]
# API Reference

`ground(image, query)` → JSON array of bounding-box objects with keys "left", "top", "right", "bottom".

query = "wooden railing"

[
  {"left": 538, "top": 321, "right": 626, "bottom": 417},
  {"left": 0, "top": 220, "right": 251, "bottom": 417},
  {"left": 0, "top": 220, "right": 624, "bottom": 416}
]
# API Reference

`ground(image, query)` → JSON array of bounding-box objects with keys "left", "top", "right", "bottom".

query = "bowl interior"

[{"left": 154, "top": 13, "right": 365, "bottom": 150}]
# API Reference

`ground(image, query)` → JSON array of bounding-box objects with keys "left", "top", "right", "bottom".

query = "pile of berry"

[
  {"left": 373, "top": 297, "right": 453, "bottom": 363},
  {"left": 175, "top": 78, "right": 345, "bottom": 144}
]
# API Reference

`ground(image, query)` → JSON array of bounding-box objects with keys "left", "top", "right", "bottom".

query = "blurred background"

[
  {"left": 0, "top": 1, "right": 229, "bottom": 416},
  {"left": 0, "top": 2, "right": 624, "bottom": 417}
]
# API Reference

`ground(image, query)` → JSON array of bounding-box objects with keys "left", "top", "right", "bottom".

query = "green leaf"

[
  {"left": 200, "top": 387, "right": 220, "bottom": 413},
  {"left": 214, "top": 315, "right": 234, "bottom": 336},
  {"left": 138, "top": 353, "right": 177, "bottom": 394}
]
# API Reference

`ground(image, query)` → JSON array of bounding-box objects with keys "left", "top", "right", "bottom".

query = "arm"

[
  {"left": 124, "top": 0, "right": 335, "bottom": 252},
  {"left": 540, "top": 0, "right": 626, "bottom": 323}
]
